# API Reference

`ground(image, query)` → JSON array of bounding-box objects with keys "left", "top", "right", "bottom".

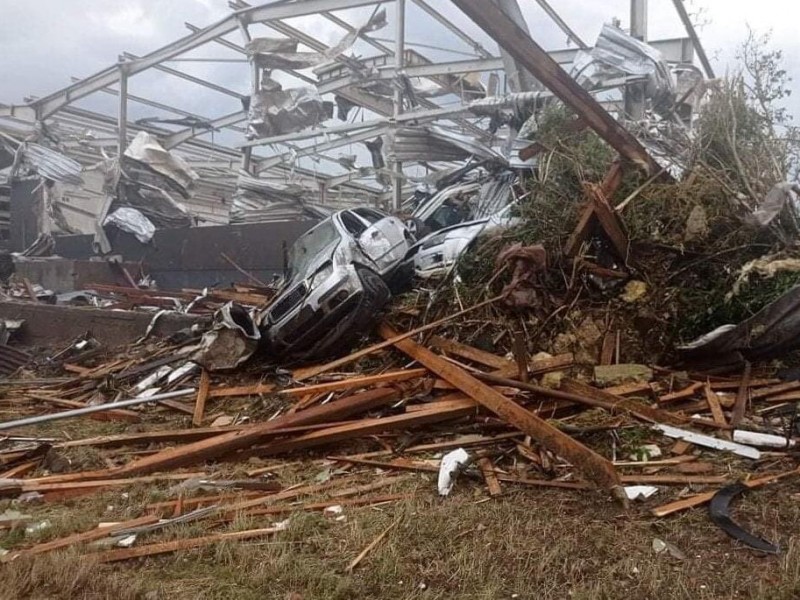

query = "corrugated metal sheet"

[
  {"left": 19, "top": 143, "right": 83, "bottom": 185},
  {"left": 232, "top": 175, "right": 331, "bottom": 224}
]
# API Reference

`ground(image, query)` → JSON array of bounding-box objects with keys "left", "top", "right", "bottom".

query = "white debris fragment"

[
  {"left": 654, "top": 424, "right": 761, "bottom": 459},
  {"left": 628, "top": 444, "right": 662, "bottom": 461},
  {"left": 116, "top": 534, "right": 138, "bottom": 548},
  {"left": 624, "top": 485, "right": 659, "bottom": 501},
  {"left": 732, "top": 429, "right": 796, "bottom": 449},
  {"left": 438, "top": 448, "right": 470, "bottom": 496}
]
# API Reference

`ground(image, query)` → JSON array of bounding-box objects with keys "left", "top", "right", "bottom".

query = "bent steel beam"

[
  {"left": 452, "top": 0, "right": 664, "bottom": 175},
  {"left": 23, "top": 0, "right": 381, "bottom": 119}
]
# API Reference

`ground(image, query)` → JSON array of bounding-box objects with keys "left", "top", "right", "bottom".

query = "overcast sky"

[{"left": 1, "top": 0, "right": 797, "bottom": 138}]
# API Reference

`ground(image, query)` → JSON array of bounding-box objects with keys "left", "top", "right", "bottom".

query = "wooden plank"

[
  {"left": 749, "top": 379, "right": 800, "bottom": 400},
  {"left": 604, "top": 382, "right": 654, "bottom": 397},
  {"left": 709, "top": 377, "right": 778, "bottom": 391},
  {"left": 208, "top": 369, "right": 427, "bottom": 399},
  {"left": 24, "top": 393, "right": 141, "bottom": 423},
  {"left": 703, "top": 384, "right": 728, "bottom": 429},
  {"left": 158, "top": 399, "right": 195, "bottom": 415},
  {"left": 104, "top": 387, "right": 403, "bottom": 477},
  {"left": 92, "top": 527, "right": 283, "bottom": 563},
  {"left": 651, "top": 468, "right": 800, "bottom": 517},
  {"left": 619, "top": 474, "right": 726, "bottom": 485},
  {"left": 2, "top": 514, "right": 159, "bottom": 561},
  {"left": 277, "top": 369, "right": 427, "bottom": 396},
  {"left": 292, "top": 295, "right": 502, "bottom": 381},
  {"left": 600, "top": 330, "right": 616, "bottom": 366},
  {"left": 192, "top": 368, "right": 211, "bottom": 427},
  {"left": 378, "top": 325, "right": 623, "bottom": 498},
  {"left": 512, "top": 332, "right": 529, "bottom": 382},
  {"left": 0, "top": 458, "right": 42, "bottom": 479},
  {"left": 559, "top": 378, "right": 686, "bottom": 426},
  {"left": 528, "top": 353, "right": 574, "bottom": 376},
  {"left": 564, "top": 201, "right": 596, "bottom": 257},
  {"left": 244, "top": 405, "right": 476, "bottom": 459},
  {"left": 207, "top": 382, "right": 273, "bottom": 398},
  {"left": 477, "top": 456, "right": 503, "bottom": 496},
  {"left": 730, "top": 362, "right": 751, "bottom": 429},
  {"left": 658, "top": 382, "right": 703, "bottom": 404},
  {"left": 0, "top": 472, "right": 207, "bottom": 496},
  {"left": 346, "top": 518, "right": 399, "bottom": 572},
  {"left": 429, "top": 335, "right": 513, "bottom": 370},
  {"left": 670, "top": 440, "right": 692, "bottom": 455},
  {"left": 586, "top": 183, "right": 629, "bottom": 260},
  {"left": 0, "top": 460, "right": 39, "bottom": 479}
]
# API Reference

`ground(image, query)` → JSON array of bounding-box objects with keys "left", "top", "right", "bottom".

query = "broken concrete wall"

[{"left": 53, "top": 220, "right": 316, "bottom": 289}]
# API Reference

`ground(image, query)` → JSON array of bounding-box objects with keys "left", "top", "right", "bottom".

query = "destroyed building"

[{"left": 2, "top": 1, "right": 800, "bottom": 595}]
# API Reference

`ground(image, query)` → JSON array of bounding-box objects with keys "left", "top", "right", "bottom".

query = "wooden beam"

[
  {"left": 92, "top": 527, "right": 283, "bottom": 563},
  {"left": 193, "top": 368, "right": 211, "bottom": 427},
  {"left": 477, "top": 456, "right": 503, "bottom": 496},
  {"left": 2, "top": 514, "right": 159, "bottom": 561},
  {"left": 703, "top": 384, "right": 728, "bottom": 429},
  {"left": 244, "top": 404, "right": 476, "bottom": 459},
  {"left": 559, "top": 379, "right": 686, "bottom": 426},
  {"left": 651, "top": 468, "right": 800, "bottom": 517},
  {"left": 378, "top": 324, "right": 624, "bottom": 499},
  {"left": 730, "top": 363, "right": 751, "bottom": 429},
  {"left": 292, "top": 296, "right": 501, "bottom": 381},
  {"left": 96, "top": 388, "right": 403, "bottom": 478},
  {"left": 429, "top": 336, "right": 513, "bottom": 370},
  {"left": 452, "top": 0, "right": 664, "bottom": 175}
]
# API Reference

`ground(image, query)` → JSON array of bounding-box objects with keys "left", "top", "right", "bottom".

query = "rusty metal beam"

[{"left": 452, "top": 0, "right": 663, "bottom": 175}]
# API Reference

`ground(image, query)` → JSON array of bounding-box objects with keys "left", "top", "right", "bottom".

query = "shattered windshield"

[{"left": 287, "top": 219, "right": 340, "bottom": 281}]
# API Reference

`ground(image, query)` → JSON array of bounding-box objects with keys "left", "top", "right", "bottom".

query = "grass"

[{"left": 2, "top": 463, "right": 800, "bottom": 600}]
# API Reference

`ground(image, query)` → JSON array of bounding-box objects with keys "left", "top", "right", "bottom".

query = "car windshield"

[{"left": 287, "top": 219, "right": 339, "bottom": 281}]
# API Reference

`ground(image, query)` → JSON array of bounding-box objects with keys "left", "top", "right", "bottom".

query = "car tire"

[{"left": 356, "top": 266, "right": 391, "bottom": 308}]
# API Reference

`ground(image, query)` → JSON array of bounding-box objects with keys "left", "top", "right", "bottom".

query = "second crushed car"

[{"left": 261, "top": 207, "right": 413, "bottom": 360}]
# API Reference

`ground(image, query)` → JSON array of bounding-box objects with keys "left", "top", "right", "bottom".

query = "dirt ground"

[{"left": 1, "top": 426, "right": 799, "bottom": 600}]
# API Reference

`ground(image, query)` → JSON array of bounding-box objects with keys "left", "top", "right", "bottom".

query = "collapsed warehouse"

[{"left": 2, "top": 0, "right": 800, "bottom": 579}]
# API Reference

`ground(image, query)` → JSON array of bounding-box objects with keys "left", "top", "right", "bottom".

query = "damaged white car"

[
  {"left": 405, "top": 207, "right": 521, "bottom": 279},
  {"left": 261, "top": 208, "right": 413, "bottom": 360},
  {"left": 406, "top": 172, "right": 519, "bottom": 278}
]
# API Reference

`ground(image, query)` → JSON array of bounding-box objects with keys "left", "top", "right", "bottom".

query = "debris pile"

[{"left": 2, "top": 0, "right": 800, "bottom": 572}]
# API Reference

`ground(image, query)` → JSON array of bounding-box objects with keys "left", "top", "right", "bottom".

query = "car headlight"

[{"left": 308, "top": 262, "right": 334, "bottom": 289}]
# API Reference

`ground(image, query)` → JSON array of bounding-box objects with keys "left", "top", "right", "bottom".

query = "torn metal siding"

[
  {"left": 389, "top": 127, "right": 507, "bottom": 164},
  {"left": 15, "top": 143, "right": 83, "bottom": 186},
  {"left": 231, "top": 175, "right": 331, "bottom": 224},
  {"left": 247, "top": 87, "right": 329, "bottom": 138}
]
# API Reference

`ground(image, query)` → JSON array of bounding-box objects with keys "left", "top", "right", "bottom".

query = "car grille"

[{"left": 269, "top": 283, "right": 307, "bottom": 322}]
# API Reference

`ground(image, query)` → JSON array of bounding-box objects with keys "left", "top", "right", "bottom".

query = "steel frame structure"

[{"left": 0, "top": 0, "right": 709, "bottom": 213}]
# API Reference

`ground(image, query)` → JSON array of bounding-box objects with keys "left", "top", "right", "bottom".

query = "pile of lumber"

[{"left": 0, "top": 299, "right": 798, "bottom": 562}]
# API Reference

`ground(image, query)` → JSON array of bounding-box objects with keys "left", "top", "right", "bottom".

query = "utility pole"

[
  {"left": 625, "top": 0, "right": 647, "bottom": 120},
  {"left": 391, "top": 0, "right": 405, "bottom": 211}
]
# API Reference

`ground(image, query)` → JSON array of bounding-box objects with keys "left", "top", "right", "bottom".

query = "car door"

[{"left": 353, "top": 208, "right": 410, "bottom": 273}]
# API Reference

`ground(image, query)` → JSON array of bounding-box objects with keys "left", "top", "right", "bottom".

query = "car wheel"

[{"left": 356, "top": 266, "right": 391, "bottom": 308}]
